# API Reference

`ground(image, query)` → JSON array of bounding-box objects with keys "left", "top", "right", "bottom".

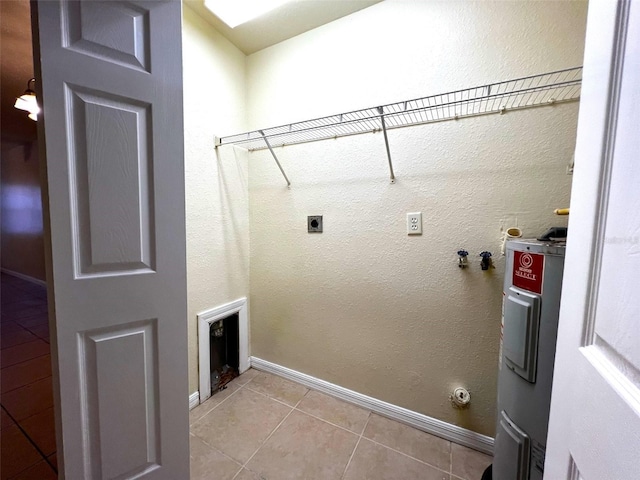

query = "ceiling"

[
  {"left": 1, "top": 0, "right": 37, "bottom": 144},
  {"left": 0, "top": 0, "right": 382, "bottom": 145},
  {"left": 184, "top": 0, "right": 383, "bottom": 55}
]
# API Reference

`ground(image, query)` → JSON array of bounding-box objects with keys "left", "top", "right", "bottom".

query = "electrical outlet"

[{"left": 407, "top": 212, "right": 422, "bottom": 235}]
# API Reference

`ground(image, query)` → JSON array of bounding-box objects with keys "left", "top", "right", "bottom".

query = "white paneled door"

[
  {"left": 546, "top": 1, "right": 640, "bottom": 479},
  {"left": 33, "top": 1, "right": 189, "bottom": 478}
]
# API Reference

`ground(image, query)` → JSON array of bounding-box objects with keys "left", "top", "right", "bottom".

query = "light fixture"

[
  {"left": 14, "top": 78, "right": 40, "bottom": 121},
  {"left": 204, "top": 0, "right": 291, "bottom": 28}
]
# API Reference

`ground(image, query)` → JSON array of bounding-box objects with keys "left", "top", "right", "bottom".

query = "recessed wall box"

[{"left": 308, "top": 216, "right": 323, "bottom": 233}]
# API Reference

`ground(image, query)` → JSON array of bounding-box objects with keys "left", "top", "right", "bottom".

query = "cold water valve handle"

[
  {"left": 457, "top": 250, "right": 469, "bottom": 268},
  {"left": 479, "top": 251, "right": 493, "bottom": 270}
]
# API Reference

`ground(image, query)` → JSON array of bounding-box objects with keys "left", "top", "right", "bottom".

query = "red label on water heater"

[{"left": 513, "top": 251, "right": 545, "bottom": 294}]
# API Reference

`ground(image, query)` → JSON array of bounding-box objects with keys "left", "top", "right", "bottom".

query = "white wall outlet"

[{"left": 407, "top": 212, "right": 422, "bottom": 235}]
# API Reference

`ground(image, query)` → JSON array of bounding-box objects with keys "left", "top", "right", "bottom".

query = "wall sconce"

[{"left": 14, "top": 78, "right": 40, "bottom": 121}]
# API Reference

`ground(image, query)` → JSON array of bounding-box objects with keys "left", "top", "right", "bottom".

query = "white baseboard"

[
  {"left": 1, "top": 268, "right": 47, "bottom": 287},
  {"left": 250, "top": 356, "right": 494, "bottom": 455},
  {"left": 189, "top": 391, "right": 200, "bottom": 410}
]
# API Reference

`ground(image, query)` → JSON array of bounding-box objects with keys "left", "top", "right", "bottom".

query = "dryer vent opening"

[{"left": 209, "top": 312, "right": 239, "bottom": 394}]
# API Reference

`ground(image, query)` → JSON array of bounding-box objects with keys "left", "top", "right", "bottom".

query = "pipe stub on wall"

[{"left": 451, "top": 387, "right": 471, "bottom": 408}]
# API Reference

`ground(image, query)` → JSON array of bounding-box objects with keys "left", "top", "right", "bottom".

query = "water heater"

[{"left": 492, "top": 239, "right": 565, "bottom": 480}]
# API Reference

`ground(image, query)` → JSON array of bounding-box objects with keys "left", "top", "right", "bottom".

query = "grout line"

[
  {"left": 1, "top": 376, "right": 53, "bottom": 405},
  {"left": 363, "top": 436, "right": 453, "bottom": 477},
  {"left": 243, "top": 379, "right": 452, "bottom": 476},
  {"left": 340, "top": 412, "right": 371, "bottom": 480},
  {"left": 1, "top": 335, "right": 49, "bottom": 350},
  {"left": 0, "top": 369, "right": 53, "bottom": 396},
  {"left": 230, "top": 466, "right": 244, "bottom": 480},
  {"left": 1, "top": 404, "right": 57, "bottom": 474},
  {"left": 190, "top": 433, "right": 244, "bottom": 469},
  {"left": 292, "top": 407, "right": 366, "bottom": 437},
  {"left": 242, "top": 373, "right": 454, "bottom": 477},
  {"left": 340, "top": 436, "right": 362, "bottom": 480},
  {"left": 191, "top": 379, "right": 249, "bottom": 424},
  {"left": 359, "top": 410, "right": 371, "bottom": 436},
  {"left": 243, "top": 384, "right": 302, "bottom": 409},
  {"left": 240, "top": 396, "right": 304, "bottom": 472},
  {"left": 251, "top": 367, "right": 489, "bottom": 476},
  {"left": 450, "top": 440, "right": 453, "bottom": 474}
]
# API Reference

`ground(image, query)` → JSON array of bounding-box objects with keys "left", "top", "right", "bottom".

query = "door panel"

[
  {"left": 81, "top": 319, "right": 160, "bottom": 479},
  {"left": 63, "top": 1, "right": 151, "bottom": 72},
  {"left": 67, "top": 86, "right": 155, "bottom": 276},
  {"left": 545, "top": 1, "right": 640, "bottom": 478},
  {"left": 33, "top": 1, "right": 189, "bottom": 478}
]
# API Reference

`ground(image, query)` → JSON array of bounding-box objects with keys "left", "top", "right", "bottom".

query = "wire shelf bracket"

[
  {"left": 259, "top": 130, "right": 291, "bottom": 187},
  {"left": 215, "top": 67, "right": 582, "bottom": 186},
  {"left": 377, "top": 107, "right": 396, "bottom": 184}
]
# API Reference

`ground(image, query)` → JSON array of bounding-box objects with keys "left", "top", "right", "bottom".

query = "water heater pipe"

[{"left": 501, "top": 227, "right": 523, "bottom": 255}]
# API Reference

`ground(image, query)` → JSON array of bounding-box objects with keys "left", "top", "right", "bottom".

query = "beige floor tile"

[
  {"left": 363, "top": 414, "right": 451, "bottom": 471},
  {"left": 246, "top": 410, "right": 358, "bottom": 480},
  {"left": 246, "top": 371, "right": 308, "bottom": 406},
  {"left": 344, "top": 438, "right": 449, "bottom": 480},
  {"left": 189, "top": 382, "right": 242, "bottom": 425},
  {"left": 296, "top": 389, "right": 370, "bottom": 433},
  {"left": 189, "top": 434, "right": 241, "bottom": 480},
  {"left": 233, "top": 368, "right": 260, "bottom": 385},
  {"left": 233, "top": 468, "right": 261, "bottom": 480},
  {"left": 451, "top": 443, "right": 492, "bottom": 480},
  {"left": 191, "top": 387, "right": 291, "bottom": 464}
]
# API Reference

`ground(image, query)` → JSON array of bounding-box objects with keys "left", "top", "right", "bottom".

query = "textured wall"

[
  {"left": 182, "top": 5, "right": 249, "bottom": 393},
  {"left": 1, "top": 140, "right": 45, "bottom": 281},
  {"left": 245, "top": 0, "right": 587, "bottom": 436}
]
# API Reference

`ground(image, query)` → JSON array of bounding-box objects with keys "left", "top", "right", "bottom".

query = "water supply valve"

[
  {"left": 457, "top": 250, "right": 469, "bottom": 268},
  {"left": 479, "top": 251, "right": 493, "bottom": 270}
]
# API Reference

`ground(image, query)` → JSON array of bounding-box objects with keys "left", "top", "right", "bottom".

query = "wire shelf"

[{"left": 217, "top": 66, "right": 582, "bottom": 152}]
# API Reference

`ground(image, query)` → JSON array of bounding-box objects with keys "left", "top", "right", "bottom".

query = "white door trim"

[
  {"left": 250, "top": 356, "right": 494, "bottom": 455},
  {"left": 198, "top": 298, "right": 249, "bottom": 404}
]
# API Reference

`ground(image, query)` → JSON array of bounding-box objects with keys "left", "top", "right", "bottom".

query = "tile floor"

[
  {"left": 1, "top": 273, "right": 57, "bottom": 479},
  {"left": 0, "top": 272, "right": 492, "bottom": 480},
  {"left": 189, "top": 369, "right": 492, "bottom": 480}
]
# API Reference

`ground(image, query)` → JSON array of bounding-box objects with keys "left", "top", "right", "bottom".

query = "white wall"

[
  {"left": 182, "top": 5, "right": 249, "bottom": 393},
  {"left": 244, "top": 0, "right": 587, "bottom": 436}
]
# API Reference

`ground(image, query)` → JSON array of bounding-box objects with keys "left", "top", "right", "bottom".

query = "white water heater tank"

[{"left": 492, "top": 239, "right": 566, "bottom": 480}]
